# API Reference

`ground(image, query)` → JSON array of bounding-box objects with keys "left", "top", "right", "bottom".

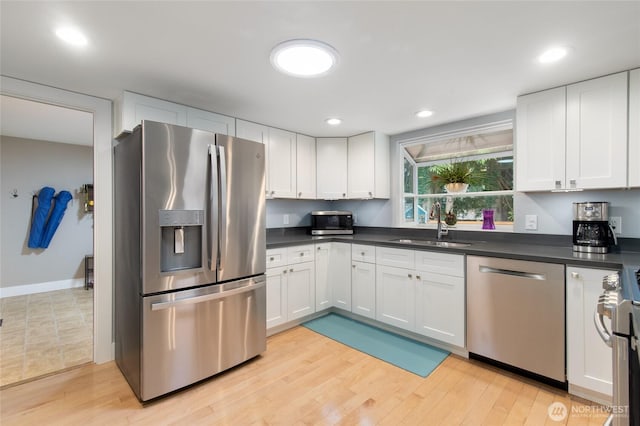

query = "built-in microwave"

[{"left": 310, "top": 211, "right": 353, "bottom": 235}]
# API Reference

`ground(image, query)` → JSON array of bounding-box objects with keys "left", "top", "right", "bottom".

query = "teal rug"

[{"left": 303, "top": 314, "right": 449, "bottom": 377}]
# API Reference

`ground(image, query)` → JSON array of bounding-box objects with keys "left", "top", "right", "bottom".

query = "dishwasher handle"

[
  {"left": 150, "top": 279, "right": 265, "bottom": 311},
  {"left": 478, "top": 265, "right": 546, "bottom": 281},
  {"left": 593, "top": 309, "right": 613, "bottom": 348}
]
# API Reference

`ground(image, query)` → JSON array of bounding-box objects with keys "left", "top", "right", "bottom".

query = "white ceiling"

[
  {"left": 1, "top": 1, "right": 639, "bottom": 138},
  {"left": 0, "top": 95, "right": 93, "bottom": 146}
]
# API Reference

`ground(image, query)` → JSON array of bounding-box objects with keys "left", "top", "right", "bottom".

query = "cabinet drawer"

[
  {"left": 415, "top": 251, "right": 464, "bottom": 277},
  {"left": 266, "top": 248, "right": 287, "bottom": 268},
  {"left": 352, "top": 244, "right": 376, "bottom": 264},
  {"left": 287, "top": 244, "right": 315, "bottom": 264},
  {"left": 376, "top": 247, "right": 415, "bottom": 269}
]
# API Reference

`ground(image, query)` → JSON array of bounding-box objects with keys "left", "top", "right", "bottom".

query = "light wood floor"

[{"left": 0, "top": 325, "right": 608, "bottom": 425}]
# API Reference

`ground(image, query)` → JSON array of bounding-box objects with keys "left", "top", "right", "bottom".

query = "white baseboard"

[{"left": 0, "top": 278, "right": 85, "bottom": 298}]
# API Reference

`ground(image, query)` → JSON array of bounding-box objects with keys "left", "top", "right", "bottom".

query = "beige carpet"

[{"left": 0, "top": 287, "right": 93, "bottom": 386}]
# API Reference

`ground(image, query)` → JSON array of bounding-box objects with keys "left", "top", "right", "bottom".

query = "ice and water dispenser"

[{"left": 159, "top": 210, "right": 204, "bottom": 272}]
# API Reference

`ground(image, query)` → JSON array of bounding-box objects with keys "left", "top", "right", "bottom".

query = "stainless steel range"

[
  {"left": 114, "top": 121, "right": 266, "bottom": 401},
  {"left": 595, "top": 267, "right": 640, "bottom": 426}
]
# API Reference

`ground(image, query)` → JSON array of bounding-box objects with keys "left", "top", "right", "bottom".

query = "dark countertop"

[{"left": 267, "top": 226, "right": 640, "bottom": 302}]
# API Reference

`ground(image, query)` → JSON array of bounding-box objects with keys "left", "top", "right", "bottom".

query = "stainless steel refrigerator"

[{"left": 114, "top": 120, "right": 266, "bottom": 401}]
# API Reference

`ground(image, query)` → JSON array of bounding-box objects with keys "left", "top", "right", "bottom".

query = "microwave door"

[{"left": 215, "top": 135, "right": 266, "bottom": 283}]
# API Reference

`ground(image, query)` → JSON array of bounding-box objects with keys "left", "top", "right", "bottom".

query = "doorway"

[{"left": 0, "top": 95, "right": 94, "bottom": 386}]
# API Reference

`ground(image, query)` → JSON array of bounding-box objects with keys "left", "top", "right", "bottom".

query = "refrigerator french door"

[{"left": 115, "top": 121, "right": 266, "bottom": 401}]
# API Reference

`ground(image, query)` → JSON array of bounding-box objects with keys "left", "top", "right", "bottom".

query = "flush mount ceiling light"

[
  {"left": 416, "top": 110, "right": 434, "bottom": 118},
  {"left": 326, "top": 118, "right": 342, "bottom": 126},
  {"left": 55, "top": 27, "right": 88, "bottom": 47},
  {"left": 538, "top": 46, "right": 567, "bottom": 64},
  {"left": 270, "top": 39, "right": 339, "bottom": 78}
]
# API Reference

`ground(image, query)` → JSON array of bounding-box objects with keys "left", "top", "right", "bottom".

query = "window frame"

[{"left": 396, "top": 119, "right": 514, "bottom": 231}]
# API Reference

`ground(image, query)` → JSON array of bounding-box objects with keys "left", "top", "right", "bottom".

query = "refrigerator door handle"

[
  {"left": 218, "top": 145, "right": 227, "bottom": 272},
  {"left": 150, "top": 280, "right": 266, "bottom": 311},
  {"left": 208, "top": 144, "right": 219, "bottom": 272}
]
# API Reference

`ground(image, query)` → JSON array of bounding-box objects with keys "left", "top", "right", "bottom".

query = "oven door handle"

[{"left": 593, "top": 309, "right": 613, "bottom": 348}]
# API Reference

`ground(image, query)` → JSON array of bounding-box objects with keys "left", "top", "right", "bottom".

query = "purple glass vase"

[{"left": 482, "top": 209, "right": 495, "bottom": 230}]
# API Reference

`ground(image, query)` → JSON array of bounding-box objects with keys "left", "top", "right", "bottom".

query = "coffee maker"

[{"left": 572, "top": 202, "right": 617, "bottom": 253}]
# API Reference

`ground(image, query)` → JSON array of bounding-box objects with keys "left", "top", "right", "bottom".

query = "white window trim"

[{"left": 396, "top": 119, "right": 514, "bottom": 231}]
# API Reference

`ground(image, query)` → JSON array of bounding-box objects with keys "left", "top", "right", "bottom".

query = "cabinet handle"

[
  {"left": 408, "top": 273, "right": 412, "bottom": 279},
  {"left": 298, "top": 192, "right": 302, "bottom": 197},
  {"left": 569, "top": 179, "right": 576, "bottom": 188},
  {"left": 290, "top": 268, "right": 294, "bottom": 273},
  {"left": 317, "top": 247, "right": 321, "bottom": 251},
  {"left": 369, "top": 191, "right": 372, "bottom": 197},
  {"left": 352, "top": 265, "right": 356, "bottom": 268},
  {"left": 361, "top": 252, "right": 365, "bottom": 256},
  {"left": 342, "top": 193, "right": 346, "bottom": 197},
  {"left": 571, "top": 272, "right": 580, "bottom": 279},
  {"left": 270, "top": 257, "right": 274, "bottom": 261},
  {"left": 299, "top": 253, "right": 304, "bottom": 257},
  {"left": 416, "top": 275, "right": 421, "bottom": 280},
  {"left": 555, "top": 180, "right": 561, "bottom": 189},
  {"left": 283, "top": 270, "right": 287, "bottom": 274},
  {"left": 271, "top": 191, "right": 275, "bottom": 195}
]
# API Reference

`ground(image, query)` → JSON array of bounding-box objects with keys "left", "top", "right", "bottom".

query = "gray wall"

[
  {"left": 1, "top": 136, "right": 93, "bottom": 288},
  {"left": 266, "top": 199, "right": 330, "bottom": 228}
]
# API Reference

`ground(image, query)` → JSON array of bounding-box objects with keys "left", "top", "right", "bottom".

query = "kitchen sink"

[{"left": 389, "top": 238, "right": 472, "bottom": 248}]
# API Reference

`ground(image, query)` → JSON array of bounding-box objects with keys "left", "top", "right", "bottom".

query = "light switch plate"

[
  {"left": 283, "top": 214, "right": 289, "bottom": 225},
  {"left": 525, "top": 214, "right": 538, "bottom": 230}
]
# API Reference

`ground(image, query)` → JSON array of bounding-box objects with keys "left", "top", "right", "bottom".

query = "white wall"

[
  {"left": 0, "top": 136, "right": 94, "bottom": 289},
  {"left": 266, "top": 199, "right": 329, "bottom": 228}
]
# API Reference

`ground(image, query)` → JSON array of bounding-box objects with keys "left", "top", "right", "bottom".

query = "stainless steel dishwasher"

[{"left": 467, "top": 256, "right": 566, "bottom": 384}]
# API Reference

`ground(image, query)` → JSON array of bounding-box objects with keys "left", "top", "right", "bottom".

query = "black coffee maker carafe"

[{"left": 572, "top": 202, "right": 617, "bottom": 253}]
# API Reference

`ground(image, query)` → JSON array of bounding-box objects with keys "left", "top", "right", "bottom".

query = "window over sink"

[{"left": 401, "top": 120, "right": 514, "bottom": 230}]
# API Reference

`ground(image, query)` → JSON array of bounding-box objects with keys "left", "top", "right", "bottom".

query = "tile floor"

[{"left": 0, "top": 287, "right": 93, "bottom": 387}]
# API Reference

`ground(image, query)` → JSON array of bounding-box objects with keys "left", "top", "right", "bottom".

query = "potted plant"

[{"left": 430, "top": 161, "right": 480, "bottom": 193}]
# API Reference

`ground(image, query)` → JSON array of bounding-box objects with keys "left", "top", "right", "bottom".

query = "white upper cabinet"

[
  {"left": 316, "top": 138, "right": 348, "bottom": 199},
  {"left": 516, "top": 72, "right": 631, "bottom": 191},
  {"left": 114, "top": 91, "right": 187, "bottom": 137},
  {"left": 566, "top": 72, "right": 628, "bottom": 189},
  {"left": 347, "top": 132, "right": 390, "bottom": 199},
  {"left": 296, "top": 134, "right": 317, "bottom": 199},
  {"left": 236, "top": 119, "right": 268, "bottom": 144},
  {"left": 267, "top": 127, "right": 297, "bottom": 198},
  {"left": 629, "top": 69, "right": 640, "bottom": 188},
  {"left": 186, "top": 107, "right": 235, "bottom": 135},
  {"left": 516, "top": 87, "right": 566, "bottom": 191}
]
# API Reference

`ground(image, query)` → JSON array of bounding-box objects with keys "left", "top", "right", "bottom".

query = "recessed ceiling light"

[
  {"left": 271, "top": 39, "right": 339, "bottom": 78},
  {"left": 416, "top": 110, "right": 434, "bottom": 118},
  {"left": 326, "top": 118, "right": 342, "bottom": 126},
  {"left": 55, "top": 27, "right": 88, "bottom": 47},
  {"left": 538, "top": 47, "right": 567, "bottom": 64}
]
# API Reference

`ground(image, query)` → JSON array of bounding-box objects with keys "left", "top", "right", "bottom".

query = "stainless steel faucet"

[{"left": 429, "top": 201, "right": 448, "bottom": 240}]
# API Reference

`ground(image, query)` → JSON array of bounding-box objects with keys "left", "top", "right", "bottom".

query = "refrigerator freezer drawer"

[{"left": 140, "top": 276, "right": 266, "bottom": 401}]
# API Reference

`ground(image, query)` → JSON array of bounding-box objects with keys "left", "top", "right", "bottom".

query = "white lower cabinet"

[
  {"left": 376, "top": 265, "right": 416, "bottom": 331},
  {"left": 566, "top": 266, "right": 615, "bottom": 397},
  {"left": 266, "top": 245, "right": 315, "bottom": 329},
  {"left": 352, "top": 261, "right": 376, "bottom": 319},
  {"left": 266, "top": 265, "right": 287, "bottom": 329},
  {"left": 330, "top": 243, "right": 352, "bottom": 310},
  {"left": 315, "top": 243, "right": 331, "bottom": 311}
]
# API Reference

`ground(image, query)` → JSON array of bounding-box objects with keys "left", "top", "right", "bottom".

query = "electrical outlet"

[
  {"left": 283, "top": 214, "right": 289, "bottom": 225},
  {"left": 525, "top": 214, "right": 538, "bottom": 230},
  {"left": 609, "top": 216, "right": 622, "bottom": 235},
  {"left": 353, "top": 213, "right": 358, "bottom": 224}
]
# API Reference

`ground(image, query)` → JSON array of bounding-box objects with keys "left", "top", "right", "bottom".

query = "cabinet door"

[
  {"left": 116, "top": 91, "right": 187, "bottom": 136},
  {"left": 566, "top": 266, "right": 614, "bottom": 396},
  {"left": 566, "top": 72, "right": 628, "bottom": 189},
  {"left": 316, "top": 138, "right": 348, "bottom": 199},
  {"left": 268, "top": 128, "right": 297, "bottom": 198},
  {"left": 415, "top": 272, "right": 465, "bottom": 347},
  {"left": 629, "top": 69, "right": 640, "bottom": 188},
  {"left": 330, "top": 243, "right": 352, "bottom": 310},
  {"left": 266, "top": 266, "right": 287, "bottom": 329},
  {"left": 375, "top": 265, "right": 415, "bottom": 331},
  {"left": 315, "top": 243, "right": 331, "bottom": 311},
  {"left": 296, "top": 134, "right": 316, "bottom": 199},
  {"left": 235, "top": 119, "right": 268, "bottom": 144},
  {"left": 352, "top": 261, "right": 376, "bottom": 319},
  {"left": 515, "top": 87, "right": 566, "bottom": 191},
  {"left": 348, "top": 132, "right": 375, "bottom": 199},
  {"left": 266, "top": 248, "right": 287, "bottom": 269},
  {"left": 287, "top": 262, "right": 315, "bottom": 321},
  {"left": 186, "top": 107, "right": 235, "bottom": 135}
]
